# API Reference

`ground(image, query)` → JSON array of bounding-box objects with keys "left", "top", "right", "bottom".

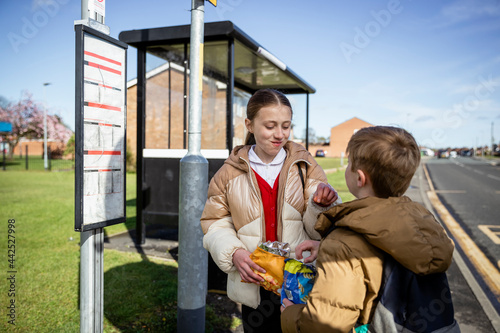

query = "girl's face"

[{"left": 245, "top": 104, "right": 292, "bottom": 164}]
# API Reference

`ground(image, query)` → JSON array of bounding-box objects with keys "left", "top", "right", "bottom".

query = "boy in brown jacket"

[{"left": 280, "top": 126, "right": 457, "bottom": 333}]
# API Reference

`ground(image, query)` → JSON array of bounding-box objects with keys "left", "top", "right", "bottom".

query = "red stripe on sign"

[
  {"left": 99, "top": 83, "right": 115, "bottom": 89},
  {"left": 87, "top": 61, "right": 121, "bottom": 75},
  {"left": 84, "top": 51, "right": 122, "bottom": 66},
  {"left": 86, "top": 102, "right": 121, "bottom": 111},
  {"left": 99, "top": 169, "right": 112, "bottom": 172},
  {"left": 86, "top": 150, "right": 121, "bottom": 155}
]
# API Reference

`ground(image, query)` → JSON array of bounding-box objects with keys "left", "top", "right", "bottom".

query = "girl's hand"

[
  {"left": 232, "top": 248, "right": 266, "bottom": 284},
  {"left": 281, "top": 298, "right": 295, "bottom": 313},
  {"left": 295, "top": 240, "right": 320, "bottom": 263},
  {"left": 313, "top": 183, "right": 338, "bottom": 207}
]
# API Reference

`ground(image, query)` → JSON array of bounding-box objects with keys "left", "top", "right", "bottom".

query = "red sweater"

[{"left": 253, "top": 169, "right": 280, "bottom": 242}]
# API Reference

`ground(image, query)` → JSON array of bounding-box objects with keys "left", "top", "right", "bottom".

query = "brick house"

[{"left": 308, "top": 117, "right": 374, "bottom": 157}]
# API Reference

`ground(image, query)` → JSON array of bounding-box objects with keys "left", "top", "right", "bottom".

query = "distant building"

[{"left": 309, "top": 117, "right": 374, "bottom": 158}]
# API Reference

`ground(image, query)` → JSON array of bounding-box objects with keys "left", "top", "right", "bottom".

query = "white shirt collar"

[{"left": 248, "top": 146, "right": 287, "bottom": 166}]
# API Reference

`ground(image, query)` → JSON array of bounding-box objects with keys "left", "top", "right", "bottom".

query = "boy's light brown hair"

[{"left": 346, "top": 126, "right": 421, "bottom": 198}]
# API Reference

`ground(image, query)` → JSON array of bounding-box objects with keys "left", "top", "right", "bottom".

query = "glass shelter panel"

[
  {"left": 234, "top": 40, "right": 297, "bottom": 91},
  {"left": 201, "top": 41, "right": 228, "bottom": 149},
  {"left": 233, "top": 88, "right": 251, "bottom": 148},
  {"left": 144, "top": 50, "right": 187, "bottom": 149},
  {"left": 143, "top": 41, "right": 229, "bottom": 150},
  {"left": 287, "top": 94, "right": 307, "bottom": 143}
]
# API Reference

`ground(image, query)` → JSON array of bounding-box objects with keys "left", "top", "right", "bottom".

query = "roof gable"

[{"left": 331, "top": 117, "right": 373, "bottom": 130}]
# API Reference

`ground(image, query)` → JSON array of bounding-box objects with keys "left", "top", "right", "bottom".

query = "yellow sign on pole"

[{"left": 207, "top": 0, "right": 216, "bottom": 6}]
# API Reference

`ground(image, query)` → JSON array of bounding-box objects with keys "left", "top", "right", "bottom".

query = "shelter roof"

[{"left": 119, "top": 21, "right": 315, "bottom": 94}]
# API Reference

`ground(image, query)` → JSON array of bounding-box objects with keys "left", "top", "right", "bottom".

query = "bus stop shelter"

[{"left": 119, "top": 20, "right": 316, "bottom": 245}]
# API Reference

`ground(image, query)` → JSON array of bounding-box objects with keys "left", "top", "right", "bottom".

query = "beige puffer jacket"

[
  {"left": 281, "top": 196, "right": 455, "bottom": 333},
  {"left": 201, "top": 141, "right": 340, "bottom": 308}
]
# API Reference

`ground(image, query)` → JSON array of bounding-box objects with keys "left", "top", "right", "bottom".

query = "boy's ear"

[{"left": 356, "top": 169, "right": 367, "bottom": 188}]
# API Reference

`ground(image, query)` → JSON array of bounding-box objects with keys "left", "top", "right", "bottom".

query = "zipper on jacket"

[
  {"left": 240, "top": 157, "right": 266, "bottom": 242},
  {"left": 276, "top": 158, "right": 311, "bottom": 242}
]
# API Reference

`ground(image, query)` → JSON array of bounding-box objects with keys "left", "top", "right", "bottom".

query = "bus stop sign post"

[
  {"left": 75, "top": 1, "right": 128, "bottom": 332},
  {"left": 79, "top": 1, "right": 105, "bottom": 330}
]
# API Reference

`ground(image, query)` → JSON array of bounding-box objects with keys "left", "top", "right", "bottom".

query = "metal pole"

[
  {"left": 2, "top": 143, "right": 5, "bottom": 171},
  {"left": 226, "top": 38, "right": 234, "bottom": 150},
  {"left": 80, "top": 230, "right": 94, "bottom": 333},
  {"left": 43, "top": 82, "right": 51, "bottom": 170},
  {"left": 25, "top": 145, "right": 28, "bottom": 170},
  {"left": 183, "top": 43, "right": 188, "bottom": 149},
  {"left": 492, "top": 122, "right": 495, "bottom": 153},
  {"left": 305, "top": 92, "right": 310, "bottom": 150},
  {"left": 177, "top": 0, "right": 208, "bottom": 331},
  {"left": 48, "top": 146, "right": 52, "bottom": 171},
  {"left": 168, "top": 65, "right": 172, "bottom": 149},
  {"left": 79, "top": 1, "right": 105, "bottom": 331},
  {"left": 81, "top": 0, "right": 90, "bottom": 20},
  {"left": 136, "top": 47, "right": 146, "bottom": 245}
]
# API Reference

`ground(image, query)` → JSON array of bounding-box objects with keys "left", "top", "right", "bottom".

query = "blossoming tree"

[{"left": 0, "top": 91, "right": 73, "bottom": 159}]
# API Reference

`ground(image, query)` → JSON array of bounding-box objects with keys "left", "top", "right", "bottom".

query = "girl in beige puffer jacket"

[{"left": 201, "top": 89, "right": 341, "bottom": 333}]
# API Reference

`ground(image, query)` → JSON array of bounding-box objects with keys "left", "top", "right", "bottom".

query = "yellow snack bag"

[{"left": 248, "top": 246, "right": 285, "bottom": 295}]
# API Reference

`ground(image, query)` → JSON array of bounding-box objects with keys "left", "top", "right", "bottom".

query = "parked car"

[
  {"left": 460, "top": 149, "right": 472, "bottom": 157},
  {"left": 437, "top": 149, "right": 449, "bottom": 159},
  {"left": 315, "top": 149, "right": 326, "bottom": 157}
]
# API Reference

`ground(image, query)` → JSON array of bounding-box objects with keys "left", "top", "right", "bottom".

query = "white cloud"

[{"left": 441, "top": 0, "right": 500, "bottom": 24}]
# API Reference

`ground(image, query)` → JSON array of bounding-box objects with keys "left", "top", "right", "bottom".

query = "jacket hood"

[{"left": 315, "top": 196, "right": 454, "bottom": 275}]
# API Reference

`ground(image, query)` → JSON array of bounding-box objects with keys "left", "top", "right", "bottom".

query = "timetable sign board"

[{"left": 74, "top": 24, "right": 128, "bottom": 231}]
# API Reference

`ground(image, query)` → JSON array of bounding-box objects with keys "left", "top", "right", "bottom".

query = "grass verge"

[
  {"left": 314, "top": 157, "right": 355, "bottom": 202},
  {"left": 314, "top": 156, "right": 345, "bottom": 170},
  {"left": 0, "top": 171, "right": 239, "bottom": 332},
  {"left": 2, "top": 155, "right": 75, "bottom": 171}
]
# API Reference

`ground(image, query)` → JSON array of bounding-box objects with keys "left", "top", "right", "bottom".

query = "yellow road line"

[
  {"left": 478, "top": 225, "right": 500, "bottom": 245},
  {"left": 423, "top": 164, "right": 500, "bottom": 300},
  {"left": 435, "top": 190, "right": 466, "bottom": 194}
]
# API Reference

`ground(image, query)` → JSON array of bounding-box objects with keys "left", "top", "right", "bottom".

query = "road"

[{"left": 425, "top": 156, "right": 500, "bottom": 313}]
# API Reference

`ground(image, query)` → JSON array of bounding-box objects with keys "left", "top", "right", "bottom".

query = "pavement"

[{"left": 103, "top": 161, "right": 499, "bottom": 332}]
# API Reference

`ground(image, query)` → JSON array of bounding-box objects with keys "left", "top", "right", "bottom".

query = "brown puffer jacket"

[
  {"left": 281, "top": 196, "right": 455, "bottom": 333},
  {"left": 201, "top": 141, "right": 341, "bottom": 308}
]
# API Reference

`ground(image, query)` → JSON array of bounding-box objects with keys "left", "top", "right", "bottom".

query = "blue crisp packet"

[{"left": 281, "top": 258, "right": 317, "bottom": 305}]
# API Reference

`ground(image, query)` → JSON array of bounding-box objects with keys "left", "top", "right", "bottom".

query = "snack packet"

[
  {"left": 281, "top": 258, "right": 317, "bottom": 304},
  {"left": 247, "top": 241, "right": 290, "bottom": 295}
]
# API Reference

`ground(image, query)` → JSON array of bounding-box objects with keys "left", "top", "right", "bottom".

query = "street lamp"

[{"left": 43, "top": 82, "right": 51, "bottom": 170}]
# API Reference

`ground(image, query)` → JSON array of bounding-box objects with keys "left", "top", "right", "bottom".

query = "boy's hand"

[
  {"left": 281, "top": 298, "right": 295, "bottom": 313},
  {"left": 295, "top": 240, "right": 320, "bottom": 263},
  {"left": 313, "top": 183, "right": 338, "bottom": 207}
]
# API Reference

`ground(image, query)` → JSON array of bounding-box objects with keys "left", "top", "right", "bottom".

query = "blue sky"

[{"left": 1, "top": 0, "right": 500, "bottom": 149}]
